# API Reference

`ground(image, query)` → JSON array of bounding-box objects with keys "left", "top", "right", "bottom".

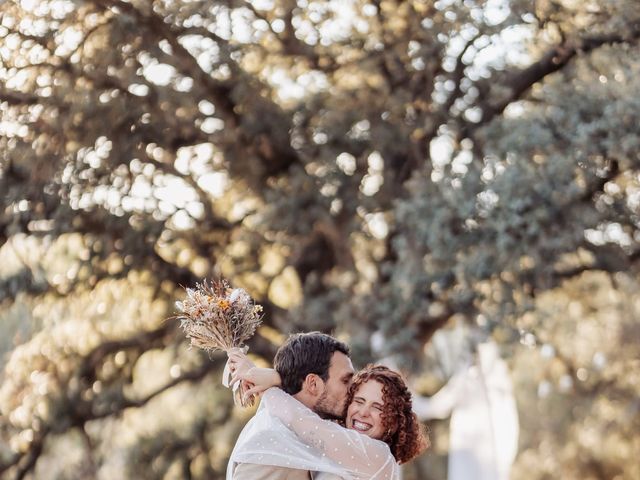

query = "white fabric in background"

[{"left": 413, "top": 341, "right": 519, "bottom": 480}]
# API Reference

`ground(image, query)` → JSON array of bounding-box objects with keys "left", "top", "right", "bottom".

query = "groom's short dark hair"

[{"left": 274, "top": 332, "right": 350, "bottom": 395}]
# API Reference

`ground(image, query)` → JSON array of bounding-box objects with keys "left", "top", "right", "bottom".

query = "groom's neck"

[{"left": 293, "top": 391, "right": 316, "bottom": 410}]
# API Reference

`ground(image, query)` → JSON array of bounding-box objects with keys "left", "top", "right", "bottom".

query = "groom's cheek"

[{"left": 339, "top": 393, "right": 348, "bottom": 416}]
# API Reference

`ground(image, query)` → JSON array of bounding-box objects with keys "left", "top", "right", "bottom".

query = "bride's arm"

[
  {"left": 259, "top": 387, "right": 392, "bottom": 475},
  {"left": 227, "top": 350, "right": 282, "bottom": 397},
  {"left": 235, "top": 367, "right": 282, "bottom": 395}
]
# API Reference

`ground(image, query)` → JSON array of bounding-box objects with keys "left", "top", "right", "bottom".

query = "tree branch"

[
  {"left": 462, "top": 25, "right": 640, "bottom": 137},
  {"left": 92, "top": 0, "right": 239, "bottom": 123},
  {"left": 442, "top": 32, "right": 482, "bottom": 115},
  {"left": 0, "top": 88, "right": 44, "bottom": 106},
  {"left": 12, "top": 428, "right": 48, "bottom": 480}
]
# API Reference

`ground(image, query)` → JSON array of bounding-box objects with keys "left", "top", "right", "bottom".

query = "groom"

[{"left": 230, "top": 331, "right": 355, "bottom": 479}]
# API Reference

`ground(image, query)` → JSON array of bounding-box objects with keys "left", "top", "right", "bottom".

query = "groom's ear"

[{"left": 302, "top": 373, "right": 325, "bottom": 397}]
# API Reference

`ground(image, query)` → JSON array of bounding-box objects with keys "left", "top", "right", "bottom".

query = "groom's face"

[{"left": 314, "top": 351, "right": 354, "bottom": 420}]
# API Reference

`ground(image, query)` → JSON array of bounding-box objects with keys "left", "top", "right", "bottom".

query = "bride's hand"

[
  {"left": 227, "top": 348, "right": 256, "bottom": 380},
  {"left": 233, "top": 367, "right": 282, "bottom": 399}
]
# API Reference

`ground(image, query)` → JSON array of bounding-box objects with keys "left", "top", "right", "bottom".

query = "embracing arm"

[
  {"left": 227, "top": 349, "right": 282, "bottom": 400},
  {"left": 261, "top": 387, "right": 393, "bottom": 475}
]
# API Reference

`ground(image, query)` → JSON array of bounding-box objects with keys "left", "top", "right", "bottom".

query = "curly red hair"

[{"left": 346, "top": 364, "right": 429, "bottom": 464}]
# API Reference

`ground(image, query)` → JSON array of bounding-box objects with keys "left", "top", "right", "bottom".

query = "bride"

[{"left": 227, "top": 350, "right": 428, "bottom": 479}]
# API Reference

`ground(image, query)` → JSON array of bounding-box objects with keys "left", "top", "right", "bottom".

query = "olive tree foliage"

[{"left": 1, "top": 0, "right": 639, "bottom": 478}]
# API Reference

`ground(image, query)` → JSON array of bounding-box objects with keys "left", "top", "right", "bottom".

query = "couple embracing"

[{"left": 226, "top": 332, "right": 429, "bottom": 480}]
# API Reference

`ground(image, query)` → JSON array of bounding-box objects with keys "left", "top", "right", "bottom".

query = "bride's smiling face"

[{"left": 345, "top": 380, "right": 385, "bottom": 440}]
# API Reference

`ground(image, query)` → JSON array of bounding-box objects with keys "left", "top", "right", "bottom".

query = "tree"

[{"left": 1, "top": 0, "right": 639, "bottom": 478}]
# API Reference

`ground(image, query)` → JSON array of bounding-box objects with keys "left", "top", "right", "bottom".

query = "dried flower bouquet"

[{"left": 175, "top": 279, "right": 263, "bottom": 406}]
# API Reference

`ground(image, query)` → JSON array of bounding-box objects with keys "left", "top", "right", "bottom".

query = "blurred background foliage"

[{"left": 1, "top": 0, "right": 639, "bottom": 478}]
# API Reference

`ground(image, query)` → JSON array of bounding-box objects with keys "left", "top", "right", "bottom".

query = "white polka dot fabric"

[{"left": 227, "top": 388, "right": 400, "bottom": 480}]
